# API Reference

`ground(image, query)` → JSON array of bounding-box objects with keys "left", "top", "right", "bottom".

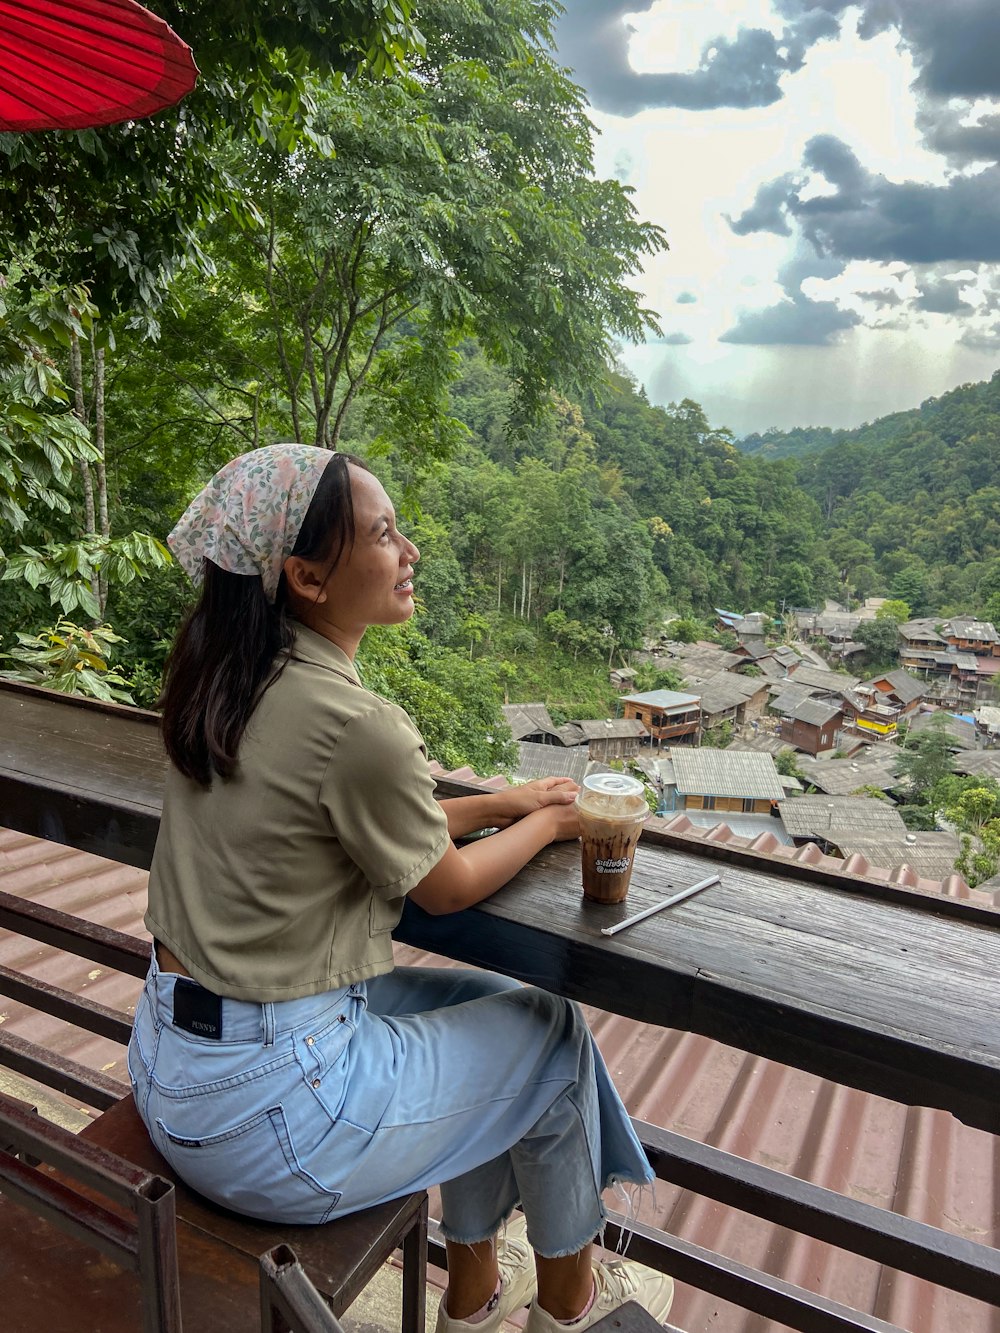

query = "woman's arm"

[
  {"left": 438, "top": 777, "right": 578, "bottom": 839},
  {"left": 408, "top": 802, "right": 580, "bottom": 916}
]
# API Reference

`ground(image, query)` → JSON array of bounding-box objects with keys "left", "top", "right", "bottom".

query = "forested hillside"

[{"left": 787, "top": 373, "right": 1000, "bottom": 614}]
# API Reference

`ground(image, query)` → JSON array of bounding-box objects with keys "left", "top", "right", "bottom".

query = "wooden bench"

[{"left": 0, "top": 889, "right": 428, "bottom": 1333}]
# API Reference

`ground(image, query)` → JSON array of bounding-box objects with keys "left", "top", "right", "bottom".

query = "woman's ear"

[{"left": 283, "top": 556, "right": 328, "bottom": 605}]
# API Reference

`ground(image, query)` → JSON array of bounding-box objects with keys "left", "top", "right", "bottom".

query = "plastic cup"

[{"left": 576, "top": 773, "right": 650, "bottom": 904}]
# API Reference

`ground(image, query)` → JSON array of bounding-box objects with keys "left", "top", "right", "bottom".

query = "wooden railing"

[{"left": 2, "top": 678, "right": 1000, "bottom": 1331}]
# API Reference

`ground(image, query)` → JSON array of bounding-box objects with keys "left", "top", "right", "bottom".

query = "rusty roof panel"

[{"left": 2, "top": 826, "right": 998, "bottom": 1331}]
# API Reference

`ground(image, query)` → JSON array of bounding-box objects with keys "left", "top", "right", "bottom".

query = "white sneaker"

[
  {"left": 524, "top": 1257, "right": 674, "bottom": 1333},
  {"left": 436, "top": 1212, "right": 536, "bottom": 1333}
]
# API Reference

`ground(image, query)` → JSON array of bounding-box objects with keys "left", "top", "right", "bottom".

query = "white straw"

[{"left": 599, "top": 874, "right": 721, "bottom": 937}]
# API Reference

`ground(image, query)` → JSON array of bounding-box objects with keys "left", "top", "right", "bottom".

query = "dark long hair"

[{"left": 160, "top": 452, "right": 369, "bottom": 786}]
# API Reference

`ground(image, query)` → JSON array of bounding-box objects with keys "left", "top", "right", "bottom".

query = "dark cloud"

[
  {"left": 656, "top": 332, "right": 694, "bottom": 345},
  {"left": 917, "top": 105, "right": 1000, "bottom": 166},
  {"left": 857, "top": 288, "right": 903, "bottom": 307},
  {"left": 554, "top": 2, "right": 836, "bottom": 116},
  {"left": 717, "top": 244, "right": 858, "bottom": 346},
  {"left": 730, "top": 135, "right": 1000, "bottom": 264},
  {"left": 720, "top": 294, "right": 860, "bottom": 345},
  {"left": 676, "top": 291, "right": 697, "bottom": 304},
  {"left": 960, "top": 322, "right": 1000, "bottom": 351},
  {"left": 896, "top": 2, "right": 1000, "bottom": 99},
  {"left": 557, "top": 1, "right": 1000, "bottom": 126},
  {"left": 728, "top": 174, "right": 799, "bottom": 237},
  {"left": 912, "top": 278, "right": 974, "bottom": 314},
  {"left": 777, "top": 1, "right": 1000, "bottom": 95},
  {"left": 777, "top": 249, "right": 845, "bottom": 293}
]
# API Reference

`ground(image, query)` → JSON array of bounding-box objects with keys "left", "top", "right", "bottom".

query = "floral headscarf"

[{"left": 168, "top": 445, "right": 334, "bottom": 602}]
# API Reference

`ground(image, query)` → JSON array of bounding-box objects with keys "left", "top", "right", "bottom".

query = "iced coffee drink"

[{"left": 576, "top": 773, "right": 649, "bottom": 904}]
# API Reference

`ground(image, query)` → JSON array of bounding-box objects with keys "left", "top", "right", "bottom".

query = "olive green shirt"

[{"left": 145, "top": 625, "right": 450, "bottom": 1000}]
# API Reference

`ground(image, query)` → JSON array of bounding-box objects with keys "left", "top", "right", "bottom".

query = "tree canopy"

[{"left": 0, "top": 0, "right": 424, "bottom": 322}]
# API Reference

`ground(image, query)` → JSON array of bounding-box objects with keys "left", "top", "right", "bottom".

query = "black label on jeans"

[{"left": 173, "top": 977, "right": 223, "bottom": 1039}]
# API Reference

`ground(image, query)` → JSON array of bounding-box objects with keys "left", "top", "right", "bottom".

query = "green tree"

[
  {"left": 892, "top": 716, "right": 955, "bottom": 806},
  {"left": 876, "top": 599, "right": 910, "bottom": 623},
  {"left": 856, "top": 617, "right": 902, "bottom": 671},
  {"left": 0, "top": 284, "right": 99, "bottom": 553},
  {"left": 0, "top": 0, "right": 423, "bottom": 323},
  {"left": 152, "top": 0, "right": 665, "bottom": 454}
]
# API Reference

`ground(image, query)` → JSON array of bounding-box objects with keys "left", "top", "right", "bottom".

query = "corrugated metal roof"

[
  {"left": 574, "top": 718, "right": 649, "bottom": 741},
  {"left": 944, "top": 618, "right": 999, "bottom": 643},
  {"left": 869, "top": 670, "right": 926, "bottom": 705},
  {"left": 3, "top": 824, "right": 998, "bottom": 1332},
  {"left": 514, "top": 742, "right": 594, "bottom": 784},
  {"left": 789, "top": 697, "right": 843, "bottom": 727},
  {"left": 900, "top": 619, "right": 947, "bottom": 645},
  {"left": 501, "top": 703, "right": 562, "bottom": 743},
  {"left": 788, "top": 665, "right": 860, "bottom": 693},
  {"left": 778, "top": 795, "right": 908, "bottom": 840},
  {"left": 620, "top": 689, "right": 700, "bottom": 709},
  {"left": 796, "top": 751, "right": 899, "bottom": 796},
  {"left": 953, "top": 750, "right": 1000, "bottom": 778},
  {"left": 835, "top": 833, "right": 962, "bottom": 881},
  {"left": 695, "top": 672, "right": 767, "bottom": 716},
  {"left": 669, "top": 747, "right": 785, "bottom": 801},
  {"left": 727, "top": 733, "right": 795, "bottom": 756},
  {"left": 908, "top": 711, "right": 978, "bottom": 748}
]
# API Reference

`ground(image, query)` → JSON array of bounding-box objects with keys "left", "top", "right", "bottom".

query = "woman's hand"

[{"left": 492, "top": 777, "right": 579, "bottom": 828}]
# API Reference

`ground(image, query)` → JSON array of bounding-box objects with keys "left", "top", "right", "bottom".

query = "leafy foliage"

[
  {"left": 0, "top": 0, "right": 425, "bottom": 323},
  {"left": 0, "top": 285, "right": 100, "bottom": 552},
  {"left": 1, "top": 620, "right": 135, "bottom": 703},
  {"left": 2, "top": 532, "right": 171, "bottom": 619}
]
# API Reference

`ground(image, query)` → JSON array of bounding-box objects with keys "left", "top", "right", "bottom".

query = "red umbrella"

[{"left": 0, "top": 0, "right": 198, "bottom": 131}]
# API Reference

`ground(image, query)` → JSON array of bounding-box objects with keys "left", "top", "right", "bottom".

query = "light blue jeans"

[{"left": 127, "top": 956, "right": 653, "bottom": 1256}]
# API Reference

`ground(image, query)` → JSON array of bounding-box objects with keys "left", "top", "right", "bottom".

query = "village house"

[
  {"left": 608, "top": 666, "right": 637, "bottom": 692},
  {"left": 837, "top": 669, "right": 926, "bottom": 740},
  {"left": 777, "top": 794, "right": 908, "bottom": 855},
  {"left": 695, "top": 671, "right": 770, "bottom": 731},
  {"left": 513, "top": 741, "right": 594, "bottom": 786},
  {"left": 794, "top": 610, "right": 864, "bottom": 642},
  {"left": 656, "top": 747, "right": 785, "bottom": 817},
  {"left": 898, "top": 618, "right": 947, "bottom": 658},
  {"left": 620, "top": 688, "right": 701, "bottom": 745},
  {"left": 501, "top": 702, "right": 564, "bottom": 746},
  {"left": 565, "top": 717, "right": 649, "bottom": 762},
  {"left": 906, "top": 709, "right": 978, "bottom": 749},
  {"left": 669, "top": 641, "right": 745, "bottom": 682},
  {"left": 940, "top": 617, "right": 1000, "bottom": 657},
  {"left": 780, "top": 696, "right": 844, "bottom": 755},
  {"left": 786, "top": 663, "right": 860, "bottom": 696},
  {"left": 862, "top": 668, "right": 926, "bottom": 715},
  {"left": 768, "top": 680, "right": 821, "bottom": 717},
  {"left": 795, "top": 748, "right": 900, "bottom": 796}
]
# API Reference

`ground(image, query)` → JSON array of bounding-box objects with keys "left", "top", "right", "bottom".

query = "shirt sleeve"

[{"left": 319, "top": 701, "right": 450, "bottom": 898}]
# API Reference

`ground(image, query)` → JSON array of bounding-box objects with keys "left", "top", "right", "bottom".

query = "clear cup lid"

[{"left": 581, "top": 773, "right": 645, "bottom": 799}]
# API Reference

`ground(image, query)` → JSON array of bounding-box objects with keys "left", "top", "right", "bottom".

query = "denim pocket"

[{"left": 155, "top": 1104, "right": 343, "bottom": 1224}]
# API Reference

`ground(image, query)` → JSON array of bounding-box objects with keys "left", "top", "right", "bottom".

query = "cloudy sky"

[{"left": 553, "top": 0, "right": 1000, "bottom": 436}]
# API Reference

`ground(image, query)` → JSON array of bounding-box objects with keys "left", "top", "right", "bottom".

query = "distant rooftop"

[
  {"left": 621, "top": 688, "right": 700, "bottom": 709},
  {"left": 669, "top": 747, "right": 785, "bottom": 801},
  {"left": 779, "top": 794, "right": 908, "bottom": 841},
  {"left": 789, "top": 697, "right": 843, "bottom": 727},
  {"left": 796, "top": 750, "right": 900, "bottom": 796},
  {"left": 943, "top": 618, "right": 999, "bottom": 643}
]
